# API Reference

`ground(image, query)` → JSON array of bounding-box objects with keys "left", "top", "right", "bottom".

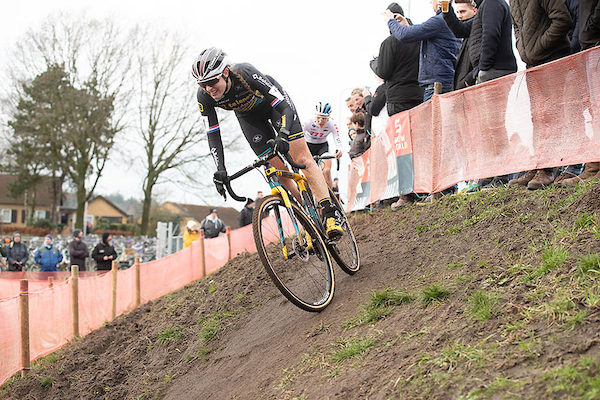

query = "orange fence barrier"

[
  {"left": 0, "top": 213, "right": 279, "bottom": 385},
  {"left": 347, "top": 46, "right": 600, "bottom": 211}
]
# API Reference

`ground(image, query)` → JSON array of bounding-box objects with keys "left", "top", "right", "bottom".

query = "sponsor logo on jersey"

[{"left": 198, "top": 102, "right": 204, "bottom": 112}]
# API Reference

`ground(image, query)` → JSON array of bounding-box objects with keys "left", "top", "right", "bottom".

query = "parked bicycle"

[{"left": 223, "top": 140, "right": 360, "bottom": 312}]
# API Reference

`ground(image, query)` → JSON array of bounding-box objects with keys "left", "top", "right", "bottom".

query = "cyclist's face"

[
  {"left": 316, "top": 116, "right": 329, "bottom": 127},
  {"left": 203, "top": 71, "right": 228, "bottom": 99}
]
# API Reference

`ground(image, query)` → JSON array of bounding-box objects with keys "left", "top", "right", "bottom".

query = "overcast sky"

[{"left": 0, "top": 1, "right": 520, "bottom": 210}]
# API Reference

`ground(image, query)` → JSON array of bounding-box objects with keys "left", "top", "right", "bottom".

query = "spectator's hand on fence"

[{"left": 213, "top": 170, "right": 228, "bottom": 199}]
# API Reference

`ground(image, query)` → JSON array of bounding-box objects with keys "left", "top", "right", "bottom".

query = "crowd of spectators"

[
  {"left": 341, "top": 0, "right": 600, "bottom": 210},
  {"left": 0, "top": 230, "right": 121, "bottom": 272}
]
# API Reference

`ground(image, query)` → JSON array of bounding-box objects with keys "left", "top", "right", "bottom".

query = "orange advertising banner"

[{"left": 347, "top": 46, "right": 600, "bottom": 211}]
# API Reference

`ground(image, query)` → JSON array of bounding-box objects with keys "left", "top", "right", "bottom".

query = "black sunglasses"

[{"left": 200, "top": 75, "right": 222, "bottom": 89}]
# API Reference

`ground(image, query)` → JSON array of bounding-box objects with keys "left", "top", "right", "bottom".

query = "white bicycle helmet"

[
  {"left": 191, "top": 47, "right": 230, "bottom": 84},
  {"left": 315, "top": 102, "right": 332, "bottom": 117}
]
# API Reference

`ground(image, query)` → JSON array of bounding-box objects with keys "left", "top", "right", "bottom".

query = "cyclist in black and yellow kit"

[{"left": 192, "top": 47, "right": 342, "bottom": 239}]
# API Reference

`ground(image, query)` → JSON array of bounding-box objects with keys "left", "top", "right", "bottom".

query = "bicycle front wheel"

[
  {"left": 253, "top": 195, "right": 335, "bottom": 312},
  {"left": 328, "top": 188, "right": 360, "bottom": 275}
]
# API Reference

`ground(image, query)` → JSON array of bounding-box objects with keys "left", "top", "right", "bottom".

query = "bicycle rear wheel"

[
  {"left": 253, "top": 195, "right": 335, "bottom": 312},
  {"left": 327, "top": 188, "right": 360, "bottom": 275}
]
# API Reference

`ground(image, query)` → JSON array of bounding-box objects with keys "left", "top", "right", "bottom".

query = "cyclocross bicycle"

[{"left": 223, "top": 141, "right": 360, "bottom": 312}]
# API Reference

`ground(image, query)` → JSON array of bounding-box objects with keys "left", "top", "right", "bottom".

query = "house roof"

[
  {"left": 0, "top": 174, "right": 60, "bottom": 207},
  {"left": 90, "top": 196, "right": 130, "bottom": 217},
  {"left": 164, "top": 202, "right": 239, "bottom": 229}
]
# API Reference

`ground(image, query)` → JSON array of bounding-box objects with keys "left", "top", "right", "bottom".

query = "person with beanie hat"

[
  {"left": 238, "top": 198, "right": 255, "bottom": 228},
  {"left": 69, "top": 229, "right": 89, "bottom": 271},
  {"left": 6, "top": 232, "right": 29, "bottom": 271},
  {"left": 34, "top": 234, "right": 63, "bottom": 271},
  {"left": 92, "top": 232, "right": 118, "bottom": 271}
]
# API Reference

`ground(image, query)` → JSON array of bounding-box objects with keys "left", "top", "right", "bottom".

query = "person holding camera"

[{"left": 7, "top": 232, "right": 29, "bottom": 272}]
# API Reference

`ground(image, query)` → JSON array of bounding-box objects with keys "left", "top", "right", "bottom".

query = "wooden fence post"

[
  {"left": 111, "top": 260, "right": 118, "bottom": 321},
  {"left": 71, "top": 266, "right": 79, "bottom": 338},
  {"left": 19, "top": 279, "right": 30, "bottom": 377},
  {"left": 226, "top": 226, "right": 232, "bottom": 260},
  {"left": 134, "top": 257, "right": 141, "bottom": 307},
  {"left": 199, "top": 230, "right": 206, "bottom": 278},
  {"left": 433, "top": 82, "right": 443, "bottom": 95}
]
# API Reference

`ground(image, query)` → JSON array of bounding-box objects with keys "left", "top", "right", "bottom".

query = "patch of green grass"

[
  {"left": 415, "top": 224, "right": 438, "bottom": 233},
  {"left": 575, "top": 212, "right": 597, "bottom": 229},
  {"left": 421, "top": 284, "right": 451, "bottom": 306},
  {"left": 208, "top": 280, "right": 217, "bottom": 294},
  {"left": 577, "top": 254, "right": 600, "bottom": 276},
  {"left": 542, "top": 357, "right": 600, "bottom": 399},
  {"left": 523, "top": 245, "right": 569, "bottom": 282},
  {"left": 40, "top": 376, "right": 56, "bottom": 388},
  {"left": 330, "top": 337, "right": 377, "bottom": 363},
  {"left": 198, "top": 316, "right": 223, "bottom": 342},
  {"left": 197, "top": 347, "right": 211, "bottom": 361},
  {"left": 446, "top": 262, "right": 464, "bottom": 270},
  {"left": 468, "top": 290, "right": 499, "bottom": 321},
  {"left": 32, "top": 350, "right": 61, "bottom": 370},
  {"left": 156, "top": 327, "right": 183, "bottom": 345},
  {"left": 467, "top": 374, "right": 525, "bottom": 398},
  {"left": 455, "top": 272, "right": 474, "bottom": 285},
  {"left": 433, "top": 341, "right": 485, "bottom": 372},
  {"left": 164, "top": 374, "right": 173, "bottom": 383},
  {"left": 342, "top": 288, "right": 414, "bottom": 328}
]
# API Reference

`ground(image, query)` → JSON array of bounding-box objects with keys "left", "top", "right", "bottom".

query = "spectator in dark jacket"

[
  {"left": 443, "top": 0, "right": 517, "bottom": 85},
  {"left": 567, "top": 0, "right": 581, "bottom": 53},
  {"left": 443, "top": 0, "right": 478, "bottom": 89},
  {"left": 383, "top": 2, "right": 461, "bottom": 101},
  {"left": 349, "top": 112, "right": 370, "bottom": 159},
  {"left": 557, "top": 0, "right": 600, "bottom": 186},
  {"left": 377, "top": 3, "right": 423, "bottom": 114},
  {"left": 6, "top": 232, "right": 29, "bottom": 271},
  {"left": 509, "top": 0, "right": 573, "bottom": 190},
  {"left": 200, "top": 209, "right": 227, "bottom": 239},
  {"left": 92, "top": 232, "right": 118, "bottom": 271},
  {"left": 579, "top": 0, "right": 600, "bottom": 49},
  {"left": 510, "top": 0, "right": 572, "bottom": 67},
  {"left": 34, "top": 234, "right": 63, "bottom": 272},
  {"left": 69, "top": 229, "right": 89, "bottom": 271},
  {"left": 238, "top": 198, "right": 254, "bottom": 228}
]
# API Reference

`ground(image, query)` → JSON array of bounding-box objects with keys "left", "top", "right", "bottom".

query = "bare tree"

[
  {"left": 2, "top": 13, "right": 134, "bottom": 229},
  {"left": 131, "top": 28, "right": 238, "bottom": 235}
]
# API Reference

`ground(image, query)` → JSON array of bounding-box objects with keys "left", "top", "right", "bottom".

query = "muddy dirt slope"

[{"left": 2, "top": 183, "right": 600, "bottom": 399}]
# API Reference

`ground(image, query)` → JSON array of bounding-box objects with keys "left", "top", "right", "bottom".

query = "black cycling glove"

[
  {"left": 213, "top": 170, "right": 228, "bottom": 199},
  {"left": 274, "top": 128, "right": 290, "bottom": 154}
]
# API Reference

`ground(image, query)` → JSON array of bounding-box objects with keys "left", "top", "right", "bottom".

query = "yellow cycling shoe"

[{"left": 325, "top": 217, "right": 343, "bottom": 240}]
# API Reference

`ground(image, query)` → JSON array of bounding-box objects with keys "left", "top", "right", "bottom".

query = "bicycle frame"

[{"left": 263, "top": 165, "right": 328, "bottom": 258}]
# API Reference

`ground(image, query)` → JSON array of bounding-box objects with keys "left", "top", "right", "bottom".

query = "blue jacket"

[
  {"left": 35, "top": 245, "right": 63, "bottom": 272},
  {"left": 388, "top": 13, "right": 461, "bottom": 86}
]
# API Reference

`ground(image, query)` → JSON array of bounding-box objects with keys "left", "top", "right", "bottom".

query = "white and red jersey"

[{"left": 303, "top": 119, "right": 342, "bottom": 149}]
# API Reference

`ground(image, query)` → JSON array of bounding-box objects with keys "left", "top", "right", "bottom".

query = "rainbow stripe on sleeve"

[{"left": 207, "top": 124, "right": 220, "bottom": 134}]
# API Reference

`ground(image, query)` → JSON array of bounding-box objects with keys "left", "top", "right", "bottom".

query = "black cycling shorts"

[{"left": 307, "top": 142, "right": 329, "bottom": 157}]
